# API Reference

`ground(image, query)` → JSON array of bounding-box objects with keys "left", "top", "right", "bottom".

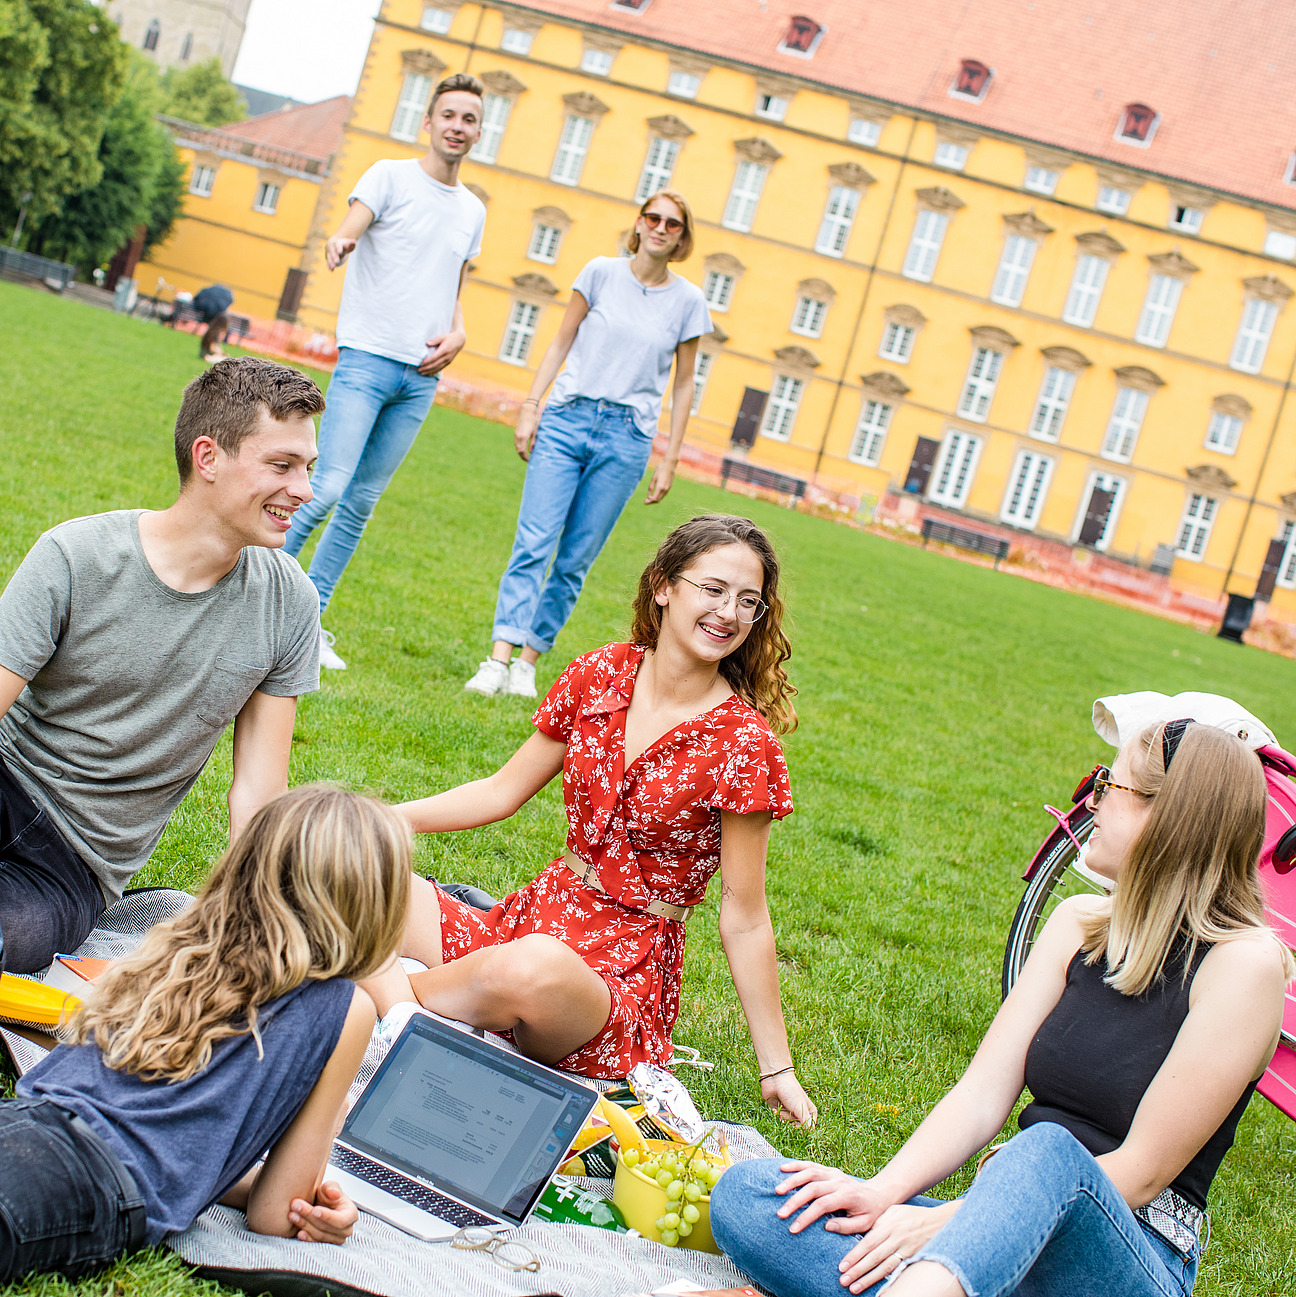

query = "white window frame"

[
  {"left": 722, "top": 160, "right": 768, "bottom": 232},
  {"left": 814, "top": 185, "right": 859, "bottom": 257},
  {"left": 391, "top": 72, "right": 431, "bottom": 142},
  {"left": 500, "top": 27, "right": 534, "bottom": 55},
  {"left": 929, "top": 430, "right": 983, "bottom": 507},
  {"left": 1101, "top": 386, "right": 1149, "bottom": 462},
  {"left": 879, "top": 321, "right": 915, "bottom": 363},
  {"left": 790, "top": 296, "right": 827, "bottom": 338},
  {"left": 1276, "top": 520, "right": 1296, "bottom": 589},
  {"left": 848, "top": 399, "right": 892, "bottom": 466},
  {"left": 635, "top": 136, "right": 680, "bottom": 203},
  {"left": 1096, "top": 185, "right": 1130, "bottom": 215},
  {"left": 754, "top": 93, "right": 788, "bottom": 121},
  {"left": 252, "top": 181, "right": 280, "bottom": 215},
  {"left": 474, "top": 93, "right": 512, "bottom": 165},
  {"left": 690, "top": 351, "right": 713, "bottom": 414},
  {"left": 1029, "top": 366, "right": 1076, "bottom": 442},
  {"left": 550, "top": 114, "right": 595, "bottom": 185},
  {"left": 1023, "top": 166, "right": 1058, "bottom": 195},
  {"left": 667, "top": 69, "right": 700, "bottom": 98},
  {"left": 957, "top": 347, "right": 1004, "bottom": 422},
  {"left": 1264, "top": 229, "right": 1296, "bottom": 260},
  {"left": 1176, "top": 493, "right": 1218, "bottom": 561},
  {"left": 527, "top": 223, "right": 561, "bottom": 264},
  {"left": 499, "top": 300, "right": 541, "bottom": 364},
  {"left": 933, "top": 141, "right": 968, "bottom": 170},
  {"left": 1062, "top": 253, "right": 1110, "bottom": 327},
  {"left": 581, "top": 47, "right": 614, "bottom": 76},
  {"left": 1134, "top": 273, "right": 1183, "bottom": 347},
  {"left": 902, "top": 208, "right": 948, "bottom": 282},
  {"left": 419, "top": 6, "right": 453, "bottom": 32},
  {"left": 1230, "top": 297, "right": 1279, "bottom": 373},
  {"left": 848, "top": 117, "right": 881, "bottom": 146},
  {"left": 703, "top": 270, "right": 734, "bottom": 312},
  {"left": 1204, "top": 409, "right": 1243, "bottom": 454},
  {"left": 1168, "top": 204, "right": 1203, "bottom": 234},
  {"left": 990, "top": 234, "right": 1038, "bottom": 307},
  {"left": 1001, "top": 450, "right": 1054, "bottom": 529},
  {"left": 761, "top": 374, "right": 804, "bottom": 441},
  {"left": 189, "top": 164, "right": 215, "bottom": 197}
]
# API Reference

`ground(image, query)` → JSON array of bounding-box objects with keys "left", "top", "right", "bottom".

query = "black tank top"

[{"left": 1020, "top": 943, "right": 1256, "bottom": 1209}]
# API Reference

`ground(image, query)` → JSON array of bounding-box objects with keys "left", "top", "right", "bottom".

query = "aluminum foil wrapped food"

[{"left": 627, "top": 1062, "right": 707, "bottom": 1144}]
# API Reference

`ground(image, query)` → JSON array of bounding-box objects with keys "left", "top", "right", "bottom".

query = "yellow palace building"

[{"left": 285, "top": 0, "right": 1296, "bottom": 620}]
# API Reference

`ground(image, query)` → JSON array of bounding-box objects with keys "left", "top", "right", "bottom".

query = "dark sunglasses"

[
  {"left": 640, "top": 211, "right": 684, "bottom": 233},
  {"left": 1090, "top": 766, "right": 1146, "bottom": 806}
]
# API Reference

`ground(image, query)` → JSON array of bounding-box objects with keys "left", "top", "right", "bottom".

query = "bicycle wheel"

[{"left": 1001, "top": 808, "right": 1107, "bottom": 998}]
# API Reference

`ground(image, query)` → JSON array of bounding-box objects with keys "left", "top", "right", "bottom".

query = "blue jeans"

[
  {"left": 710, "top": 1125, "right": 1198, "bottom": 1297},
  {"left": 0, "top": 1098, "right": 145, "bottom": 1283},
  {"left": 283, "top": 347, "right": 438, "bottom": 613},
  {"left": 493, "top": 398, "right": 653, "bottom": 654}
]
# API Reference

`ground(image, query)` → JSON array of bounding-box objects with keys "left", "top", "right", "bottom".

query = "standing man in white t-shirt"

[{"left": 284, "top": 73, "right": 486, "bottom": 670}]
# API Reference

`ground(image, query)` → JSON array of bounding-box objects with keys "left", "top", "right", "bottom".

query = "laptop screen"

[{"left": 341, "top": 1014, "right": 596, "bottom": 1226}]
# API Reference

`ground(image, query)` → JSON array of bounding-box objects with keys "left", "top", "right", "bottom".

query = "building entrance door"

[
  {"left": 1078, "top": 486, "right": 1115, "bottom": 547},
  {"left": 730, "top": 388, "right": 767, "bottom": 449},
  {"left": 903, "top": 437, "right": 939, "bottom": 495}
]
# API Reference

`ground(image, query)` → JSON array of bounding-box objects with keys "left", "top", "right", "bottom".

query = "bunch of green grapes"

[{"left": 621, "top": 1146, "right": 724, "bottom": 1247}]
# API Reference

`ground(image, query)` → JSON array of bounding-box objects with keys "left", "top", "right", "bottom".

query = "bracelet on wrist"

[
  {"left": 521, "top": 398, "right": 540, "bottom": 406},
  {"left": 759, "top": 1065, "right": 795, "bottom": 1083}
]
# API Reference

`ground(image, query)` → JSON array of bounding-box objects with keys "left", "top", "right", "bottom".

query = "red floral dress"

[{"left": 437, "top": 642, "right": 794, "bottom": 1078}]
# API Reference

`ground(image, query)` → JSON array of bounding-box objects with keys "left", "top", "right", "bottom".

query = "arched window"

[
  {"left": 142, "top": 19, "right": 160, "bottom": 52},
  {"left": 180, "top": 31, "right": 192, "bottom": 60},
  {"left": 779, "top": 16, "right": 824, "bottom": 57},
  {"left": 1118, "top": 103, "right": 1159, "bottom": 145},
  {"left": 952, "top": 59, "right": 992, "bottom": 101}
]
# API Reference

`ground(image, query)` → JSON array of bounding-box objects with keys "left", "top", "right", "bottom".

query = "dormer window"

[
  {"left": 778, "top": 16, "right": 824, "bottom": 57},
  {"left": 950, "top": 59, "right": 992, "bottom": 102},
  {"left": 1117, "top": 103, "right": 1159, "bottom": 146},
  {"left": 611, "top": 0, "right": 651, "bottom": 10},
  {"left": 1284, "top": 153, "right": 1296, "bottom": 186}
]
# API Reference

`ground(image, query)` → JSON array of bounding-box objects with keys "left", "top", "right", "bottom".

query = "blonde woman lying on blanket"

[{"left": 0, "top": 787, "right": 409, "bottom": 1284}]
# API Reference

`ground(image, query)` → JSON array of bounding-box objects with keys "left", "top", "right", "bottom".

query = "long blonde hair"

[
  {"left": 68, "top": 786, "right": 410, "bottom": 1081},
  {"left": 1081, "top": 722, "right": 1294, "bottom": 994}
]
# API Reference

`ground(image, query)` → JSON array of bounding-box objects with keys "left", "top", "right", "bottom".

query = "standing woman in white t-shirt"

[{"left": 464, "top": 191, "right": 713, "bottom": 697}]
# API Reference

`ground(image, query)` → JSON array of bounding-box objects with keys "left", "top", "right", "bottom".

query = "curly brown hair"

[{"left": 630, "top": 514, "right": 797, "bottom": 733}]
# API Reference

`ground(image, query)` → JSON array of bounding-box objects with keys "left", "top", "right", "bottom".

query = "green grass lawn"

[{"left": 2, "top": 279, "right": 1295, "bottom": 1295}]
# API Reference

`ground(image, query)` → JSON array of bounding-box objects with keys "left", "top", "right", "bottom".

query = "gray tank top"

[{"left": 19, "top": 977, "right": 354, "bottom": 1244}]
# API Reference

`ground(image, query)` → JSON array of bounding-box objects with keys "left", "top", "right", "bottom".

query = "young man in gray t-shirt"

[{"left": 0, "top": 358, "right": 324, "bottom": 972}]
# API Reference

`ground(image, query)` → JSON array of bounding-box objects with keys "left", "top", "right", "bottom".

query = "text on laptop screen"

[{"left": 342, "top": 1020, "right": 591, "bottom": 1223}]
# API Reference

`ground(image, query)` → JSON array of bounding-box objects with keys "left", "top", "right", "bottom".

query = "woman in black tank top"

[{"left": 710, "top": 720, "right": 1292, "bottom": 1297}]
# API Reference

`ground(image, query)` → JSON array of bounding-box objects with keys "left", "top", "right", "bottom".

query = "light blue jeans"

[
  {"left": 283, "top": 347, "right": 438, "bottom": 613},
  {"left": 710, "top": 1124, "right": 1198, "bottom": 1297},
  {"left": 492, "top": 397, "right": 653, "bottom": 654}
]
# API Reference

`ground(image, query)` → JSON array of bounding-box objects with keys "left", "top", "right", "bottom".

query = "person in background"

[
  {"left": 709, "top": 720, "right": 1290, "bottom": 1297},
  {"left": 0, "top": 787, "right": 409, "bottom": 1283},
  {"left": 463, "top": 189, "right": 711, "bottom": 699},
  {"left": 191, "top": 283, "right": 234, "bottom": 323},
  {"left": 200, "top": 313, "right": 229, "bottom": 363},
  {"left": 283, "top": 73, "right": 487, "bottom": 672}
]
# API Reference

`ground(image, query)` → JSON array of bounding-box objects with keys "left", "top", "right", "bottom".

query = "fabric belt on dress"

[
  {"left": 1134, "top": 1185, "right": 1209, "bottom": 1259},
  {"left": 562, "top": 852, "right": 693, "bottom": 923}
]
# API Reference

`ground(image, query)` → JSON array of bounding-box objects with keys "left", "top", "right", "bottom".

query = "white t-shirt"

[
  {"left": 549, "top": 257, "right": 713, "bottom": 435},
  {"left": 336, "top": 159, "right": 486, "bottom": 366}
]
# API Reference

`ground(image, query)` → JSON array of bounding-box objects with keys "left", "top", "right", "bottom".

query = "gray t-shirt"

[
  {"left": 549, "top": 257, "right": 713, "bottom": 435},
  {"left": 337, "top": 158, "right": 487, "bottom": 366},
  {"left": 0, "top": 511, "right": 320, "bottom": 899}
]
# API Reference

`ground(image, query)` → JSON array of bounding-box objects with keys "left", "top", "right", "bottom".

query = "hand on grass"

[
  {"left": 762, "top": 1071, "right": 817, "bottom": 1128},
  {"left": 418, "top": 329, "right": 466, "bottom": 376},
  {"left": 514, "top": 405, "right": 539, "bottom": 460},
  {"left": 288, "top": 1181, "right": 358, "bottom": 1244},
  {"left": 835, "top": 1201, "right": 959, "bottom": 1293},
  {"left": 773, "top": 1162, "right": 889, "bottom": 1234}
]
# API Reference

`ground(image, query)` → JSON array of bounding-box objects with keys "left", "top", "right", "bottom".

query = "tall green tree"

[{"left": 160, "top": 57, "right": 245, "bottom": 126}]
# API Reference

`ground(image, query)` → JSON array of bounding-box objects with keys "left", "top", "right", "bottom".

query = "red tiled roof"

[
  {"left": 221, "top": 95, "right": 351, "bottom": 163},
  {"left": 497, "top": 0, "right": 1296, "bottom": 210}
]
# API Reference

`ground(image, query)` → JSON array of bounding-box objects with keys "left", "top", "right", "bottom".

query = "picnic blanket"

[{"left": 2, "top": 890, "right": 778, "bottom": 1297}]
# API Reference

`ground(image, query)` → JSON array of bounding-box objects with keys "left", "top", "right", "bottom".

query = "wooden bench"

[
  {"left": 720, "top": 458, "right": 808, "bottom": 507},
  {"left": 920, "top": 517, "right": 1011, "bottom": 569}
]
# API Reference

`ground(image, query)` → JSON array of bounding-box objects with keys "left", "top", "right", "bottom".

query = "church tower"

[{"left": 102, "top": 1, "right": 254, "bottom": 79}]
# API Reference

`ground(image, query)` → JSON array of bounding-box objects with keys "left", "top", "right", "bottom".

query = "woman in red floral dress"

[{"left": 369, "top": 515, "right": 816, "bottom": 1125}]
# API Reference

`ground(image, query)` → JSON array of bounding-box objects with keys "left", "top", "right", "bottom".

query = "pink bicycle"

[{"left": 1002, "top": 711, "right": 1296, "bottom": 1121}]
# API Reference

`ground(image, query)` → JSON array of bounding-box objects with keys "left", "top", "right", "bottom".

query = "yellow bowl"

[{"left": 611, "top": 1138, "right": 730, "bottom": 1253}]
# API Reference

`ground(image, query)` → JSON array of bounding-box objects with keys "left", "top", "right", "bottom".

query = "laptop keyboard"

[{"left": 331, "top": 1145, "right": 495, "bottom": 1229}]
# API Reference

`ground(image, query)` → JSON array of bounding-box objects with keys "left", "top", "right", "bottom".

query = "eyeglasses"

[
  {"left": 1090, "top": 766, "right": 1149, "bottom": 807},
  {"left": 640, "top": 211, "right": 684, "bottom": 234},
  {"left": 452, "top": 1226, "right": 539, "bottom": 1272},
  {"left": 676, "top": 575, "right": 767, "bottom": 623}
]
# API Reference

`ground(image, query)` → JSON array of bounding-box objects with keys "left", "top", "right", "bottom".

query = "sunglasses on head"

[{"left": 640, "top": 211, "right": 684, "bottom": 233}]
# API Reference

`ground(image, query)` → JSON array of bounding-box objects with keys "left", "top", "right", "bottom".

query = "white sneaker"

[
  {"left": 506, "top": 659, "right": 538, "bottom": 698},
  {"left": 319, "top": 627, "right": 347, "bottom": 670},
  {"left": 464, "top": 658, "right": 509, "bottom": 695}
]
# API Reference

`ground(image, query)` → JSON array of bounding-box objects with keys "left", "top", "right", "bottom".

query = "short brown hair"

[
  {"left": 174, "top": 357, "right": 325, "bottom": 484},
  {"left": 428, "top": 72, "right": 484, "bottom": 116},
  {"left": 627, "top": 190, "right": 695, "bottom": 262}
]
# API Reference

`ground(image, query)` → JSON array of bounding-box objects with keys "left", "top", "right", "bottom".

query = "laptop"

[{"left": 326, "top": 1011, "right": 598, "bottom": 1241}]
